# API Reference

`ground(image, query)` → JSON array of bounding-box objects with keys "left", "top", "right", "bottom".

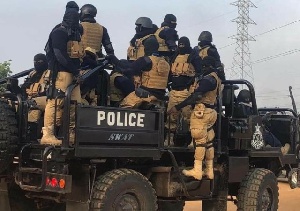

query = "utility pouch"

[{"left": 135, "top": 87, "right": 151, "bottom": 98}]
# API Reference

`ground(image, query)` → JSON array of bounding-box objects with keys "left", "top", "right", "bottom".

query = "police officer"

[
  {"left": 110, "top": 62, "right": 135, "bottom": 107},
  {"left": 154, "top": 14, "right": 179, "bottom": 60},
  {"left": 194, "top": 31, "right": 225, "bottom": 81},
  {"left": 168, "top": 56, "right": 221, "bottom": 180},
  {"left": 166, "top": 36, "right": 202, "bottom": 135},
  {"left": 80, "top": 4, "right": 114, "bottom": 57},
  {"left": 108, "top": 37, "right": 170, "bottom": 108},
  {"left": 21, "top": 54, "right": 50, "bottom": 135},
  {"left": 41, "top": 8, "right": 84, "bottom": 145},
  {"left": 127, "top": 17, "right": 157, "bottom": 61},
  {"left": 127, "top": 17, "right": 158, "bottom": 88}
]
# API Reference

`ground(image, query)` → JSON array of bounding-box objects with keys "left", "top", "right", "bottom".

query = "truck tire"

[
  {"left": 237, "top": 168, "right": 279, "bottom": 211},
  {"left": 90, "top": 168, "right": 158, "bottom": 211},
  {"left": 0, "top": 99, "right": 18, "bottom": 175},
  {"left": 158, "top": 201, "right": 185, "bottom": 211}
]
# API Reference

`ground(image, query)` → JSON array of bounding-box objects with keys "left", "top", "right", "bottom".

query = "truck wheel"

[
  {"left": 0, "top": 99, "right": 18, "bottom": 174},
  {"left": 158, "top": 201, "right": 185, "bottom": 211},
  {"left": 237, "top": 168, "right": 279, "bottom": 211},
  {"left": 90, "top": 169, "right": 158, "bottom": 211}
]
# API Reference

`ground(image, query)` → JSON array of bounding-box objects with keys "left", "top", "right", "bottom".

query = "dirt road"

[{"left": 184, "top": 181, "right": 300, "bottom": 211}]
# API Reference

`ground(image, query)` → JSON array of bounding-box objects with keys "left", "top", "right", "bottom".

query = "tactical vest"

[
  {"left": 198, "top": 72, "right": 221, "bottom": 106},
  {"left": 81, "top": 22, "right": 104, "bottom": 53},
  {"left": 171, "top": 54, "right": 195, "bottom": 77},
  {"left": 26, "top": 70, "right": 51, "bottom": 97},
  {"left": 67, "top": 40, "right": 85, "bottom": 59},
  {"left": 198, "top": 46, "right": 210, "bottom": 59},
  {"left": 141, "top": 56, "right": 170, "bottom": 90},
  {"left": 110, "top": 72, "right": 125, "bottom": 102},
  {"left": 127, "top": 34, "right": 154, "bottom": 61},
  {"left": 154, "top": 27, "right": 169, "bottom": 52}
]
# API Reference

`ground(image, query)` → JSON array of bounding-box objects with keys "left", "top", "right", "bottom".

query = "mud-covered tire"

[
  {"left": 237, "top": 168, "right": 279, "bottom": 211},
  {"left": 158, "top": 200, "right": 185, "bottom": 211},
  {"left": 0, "top": 99, "right": 18, "bottom": 174},
  {"left": 90, "top": 168, "right": 158, "bottom": 211}
]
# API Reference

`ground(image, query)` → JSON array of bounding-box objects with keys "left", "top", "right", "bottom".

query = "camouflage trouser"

[
  {"left": 190, "top": 104, "right": 217, "bottom": 160},
  {"left": 27, "top": 96, "right": 47, "bottom": 123},
  {"left": 119, "top": 91, "right": 158, "bottom": 108},
  {"left": 44, "top": 71, "right": 81, "bottom": 129},
  {"left": 166, "top": 89, "right": 191, "bottom": 132}
]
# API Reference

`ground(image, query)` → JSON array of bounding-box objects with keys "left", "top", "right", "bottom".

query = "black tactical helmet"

[
  {"left": 164, "top": 14, "right": 177, "bottom": 24},
  {"left": 237, "top": 89, "right": 251, "bottom": 103},
  {"left": 135, "top": 17, "right": 153, "bottom": 29},
  {"left": 198, "top": 31, "right": 213, "bottom": 42},
  {"left": 80, "top": 4, "right": 97, "bottom": 18}
]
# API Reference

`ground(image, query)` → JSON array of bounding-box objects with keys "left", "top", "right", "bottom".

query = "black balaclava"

[
  {"left": 178, "top": 36, "right": 192, "bottom": 55},
  {"left": 161, "top": 14, "right": 177, "bottom": 29},
  {"left": 199, "top": 40, "right": 212, "bottom": 48},
  {"left": 62, "top": 10, "right": 81, "bottom": 41},
  {"left": 143, "top": 37, "right": 159, "bottom": 56},
  {"left": 34, "top": 53, "right": 48, "bottom": 72},
  {"left": 202, "top": 56, "right": 216, "bottom": 76},
  {"left": 66, "top": 1, "right": 79, "bottom": 12}
]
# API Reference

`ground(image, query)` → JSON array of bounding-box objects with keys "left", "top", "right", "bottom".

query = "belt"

[{"left": 203, "top": 103, "right": 215, "bottom": 109}]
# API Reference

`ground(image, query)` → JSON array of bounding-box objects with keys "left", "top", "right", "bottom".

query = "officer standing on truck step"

[
  {"left": 107, "top": 37, "right": 170, "bottom": 109},
  {"left": 154, "top": 14, "right": 179, "bottom": 61},
  {"left": 168, "top": 56, "right": 221, "bottom": 180},
  {"left": 21, "top": 53, "right": 50, "bottom": 132},
  {"left": 165, "top": 36, "right": 202, "bottom": 141},
  {"left": 194, "top": 31, "right": 225, "bottom": 81},
  {"left": 41, "top": 7, "right": 84, "bottom": 145},
  {"left": 80, "top": 4, "right": 114, "bottom": 58}
]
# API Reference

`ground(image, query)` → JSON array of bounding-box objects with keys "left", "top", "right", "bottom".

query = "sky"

[{"left": 0, "top": 0, "right": 300, "bottom": 110}]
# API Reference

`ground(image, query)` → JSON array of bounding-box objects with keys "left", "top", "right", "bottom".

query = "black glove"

[{"left": 105, "top": 54, "right": 118, "bottom": 65}]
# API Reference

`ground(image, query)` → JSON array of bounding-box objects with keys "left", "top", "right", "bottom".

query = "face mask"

[{"left": 34, "top": 60, "right": 48, "bottom": 72}]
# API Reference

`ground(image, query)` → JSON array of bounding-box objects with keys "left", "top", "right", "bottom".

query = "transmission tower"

[{"left": 230, "top": 0, "right": 256, "bottom": 84}]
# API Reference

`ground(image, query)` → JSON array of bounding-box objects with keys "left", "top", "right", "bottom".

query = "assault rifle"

[
  {"left": 77, "top": 60, "right": 109, "bottom": 84},
  {"left": 0, "top": 68, "right": 34, "bottom": 85}
]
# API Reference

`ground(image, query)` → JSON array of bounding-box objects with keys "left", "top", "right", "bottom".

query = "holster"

[{"left": 46, "top": 85, "right": 65, "bottom": 99}]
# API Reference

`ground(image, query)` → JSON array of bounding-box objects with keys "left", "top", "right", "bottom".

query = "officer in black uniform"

[
  {"left": 107, "top": 38, "right": 170, "bottom": 108},
  {"left": 110, "top": 62, "right": 135, "bottom": 107},
  {"left": 194, "top": 31, "right": 225, "bottom": 81},
  {"left": 80, "top": 4, "right": 114, "bottom": 57},
  {"left": 154, "top": 14, "right": 179, "bottom": 60},
  {"left": 42, "top": 8, "right": 84, "bottom": 145},
  {"left": 168, "top": 56, "right": 221, "bottom": 180},
  {"left": 127, "top": 17, "right": 158, "bottom": 61}
]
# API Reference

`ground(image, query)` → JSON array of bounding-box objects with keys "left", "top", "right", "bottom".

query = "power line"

[{"left": 219, "top": 18, "right": 300, "bottom": 50}]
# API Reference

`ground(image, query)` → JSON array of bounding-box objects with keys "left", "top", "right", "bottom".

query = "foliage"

[{"left": 0, "top": 60, "right": 12, "bottom": 92}]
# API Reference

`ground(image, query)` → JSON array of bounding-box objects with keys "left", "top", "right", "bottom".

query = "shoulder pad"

[
  {"left": 203, "top": 75, "right": 217, "bottom": 86},
  {"left": 144, "top": 56, "right": 152, "bottom": 64}
]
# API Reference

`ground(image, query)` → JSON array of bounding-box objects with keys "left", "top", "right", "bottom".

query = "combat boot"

[
  {"left": 40, "top": 126, "right": 62, "bottom": 145},
  {"left": 182, "top": 147, "right": 205, "bottom": 180},
  {"left": 203, "top": 147, "right": 214, "bottom": 179}
]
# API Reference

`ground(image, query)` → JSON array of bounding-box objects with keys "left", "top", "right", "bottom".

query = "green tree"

[{"left": 0, "top": 60, "right": 12, "bottom": 92}]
